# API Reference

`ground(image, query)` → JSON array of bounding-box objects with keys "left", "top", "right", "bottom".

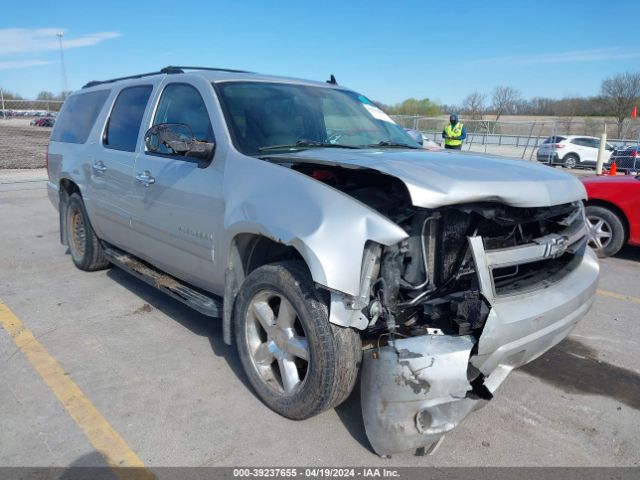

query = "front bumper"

[
  {"left": 537, "top": 151, "right": 559, "bottom": 164},
  {"left": 361, "top": 248, "right": 599, "bottom": 456}
]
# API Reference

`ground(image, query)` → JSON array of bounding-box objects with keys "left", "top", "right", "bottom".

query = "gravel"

[{"left": 0, "top": 119, "right": 51, "bottom": 169}]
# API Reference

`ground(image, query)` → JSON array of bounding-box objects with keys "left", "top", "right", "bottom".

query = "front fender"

[{"left": 222, "top": 154, "right": 408, "bottom": 297}]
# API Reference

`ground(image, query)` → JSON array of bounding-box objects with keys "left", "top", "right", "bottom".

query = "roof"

[{"left": 81, "top": 66, "right": 341, "bottom": 91}]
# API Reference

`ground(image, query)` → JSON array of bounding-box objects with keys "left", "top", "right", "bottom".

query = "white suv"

[{"left": 537, "top": 135, "right": 616, "bottom": 169}]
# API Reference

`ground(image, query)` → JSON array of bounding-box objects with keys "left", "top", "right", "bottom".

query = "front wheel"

[
  {"left": 585, "top": 205, "right": 626, "bottom": 258},
  {"left": 234, "top": 261, "right": 361, "bottom": 420}
]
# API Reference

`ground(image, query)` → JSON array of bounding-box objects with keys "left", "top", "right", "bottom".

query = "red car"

[{"left": 581, "top": 175, "right": 640, "bottom": 257}]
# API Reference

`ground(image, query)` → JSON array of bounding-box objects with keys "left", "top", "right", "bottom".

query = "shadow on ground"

[
  {"left": 105, "top": 268, "right": 253, "bottom": 395},
  {"left": 614, "top": 244, "right": 640, "bottom": 262},
  {"left": 521, "top": 336, "right": 640, "bottom": 411},
  {"left": 334, "top": 377, "right": 372, "bottom": 452},
  {"left": 106, "top": 267, "right": 376, "bottom": 453}
]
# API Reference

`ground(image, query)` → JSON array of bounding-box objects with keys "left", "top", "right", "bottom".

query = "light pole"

[{"left": 56, "top": 32, "right": 68, "bottom": 96}]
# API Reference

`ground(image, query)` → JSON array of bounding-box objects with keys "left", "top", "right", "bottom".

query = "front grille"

[{"left": 461, "top": 202, "right": 587, "bottom": 300}]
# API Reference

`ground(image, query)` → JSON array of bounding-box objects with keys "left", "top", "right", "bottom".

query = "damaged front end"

[{"left": 358, "top": 200, "right": 599, "bottom": 456}]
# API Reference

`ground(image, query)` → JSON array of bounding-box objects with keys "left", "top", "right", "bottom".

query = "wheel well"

[
  {"left": 60, "top": 178, "right": 81, "bottom": 197},
  {"left": 244, "top": 235, "right": 305, "bottom": 275},
  {"left": 222, "top": 233, "right": 307, "bottom": 345},
  {"left": 58, "top": 179, "right": 82, "bottom": 245},
  {"left": 563, "top": 152, "right": 579, "bottom": 161},
  {"left": 585, "top": 199, "right": 629, "bottom": 242}
]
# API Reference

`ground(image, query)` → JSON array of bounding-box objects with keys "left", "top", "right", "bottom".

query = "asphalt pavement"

[{"left": 1, "top": 176, "right": 639, "bottom": 468}]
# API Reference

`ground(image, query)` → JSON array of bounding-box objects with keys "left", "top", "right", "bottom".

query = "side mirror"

[
  {"left": 144, "top": 123, "right": 215, "bottom": 161},
  {"left": 145, "top": 123, "right": 194, "bottom": 154}
]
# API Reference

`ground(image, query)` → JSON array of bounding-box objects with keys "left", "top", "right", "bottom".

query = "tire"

[
  {"left": 585, "top": 205, "right": 626, "bottom": 258},
  {"left": 234, "top": 260, "right": 361, "bottom": 420},
  {"left": 65, "top": 193, "right": 110, "bottom": 271},
  {"left": 562, "top": 154, "right": 579, "bottom": 169}
]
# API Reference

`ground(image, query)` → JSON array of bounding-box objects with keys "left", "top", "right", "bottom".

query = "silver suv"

[{"left": 47, "top": 66, "right": 599, "bottom": 456}]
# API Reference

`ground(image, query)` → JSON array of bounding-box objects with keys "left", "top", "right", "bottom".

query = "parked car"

[
  {"left": 404, "top": 128, "right": 441, "bottom": 149},
  {"left": 31, "top": 117, "right": 55, "bottom": 127},
  {"left": 610, "top": 146, "right": 640, "bottom": 172},
  {"left": 47, "top": 66, "right": 598, "bottom": 456},
  {"left": 582, "top": 174, "right": 640, "bottom": 257},
  {"left": 537, "top": 135, "right": 616, "bottom": 169}
]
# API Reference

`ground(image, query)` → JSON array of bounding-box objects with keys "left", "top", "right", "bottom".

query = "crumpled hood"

[{"left": 273, "top": 149, "right": 587, "bottom": 208}]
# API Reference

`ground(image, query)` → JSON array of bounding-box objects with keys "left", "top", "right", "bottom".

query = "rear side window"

[
  {"left": 571, "top": 138, "right": 594, "bottom": 147},
  {"left": 104, "top": 85, "right": 153, "bottom": 152},
  {"left": 51, "top": 90, "right": 110, "bottom": 144},
  {"left": 543, "top": 136, "right": 566, "bottom": 144}
]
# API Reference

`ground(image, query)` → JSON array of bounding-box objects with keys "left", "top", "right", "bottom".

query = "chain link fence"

[
  {"left": 392, "top": 115, "right": 640, "bottom": 162},
  {"left": 0, "top": 99, "right": 64, "bottom": 117}
]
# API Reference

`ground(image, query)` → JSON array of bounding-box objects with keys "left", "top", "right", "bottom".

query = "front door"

[{"left": 129, "top": 81, "right": 223, "bottom": 292}]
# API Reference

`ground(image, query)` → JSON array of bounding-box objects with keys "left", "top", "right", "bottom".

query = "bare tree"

[
  {"left": 555, "top": 97, "right": 582, "bottom": 134},
  {"left": 461, "top": 92, "right": 486, "bottom": 120},
  {"left": 600, "top": 71, "right": 640, "bottom": 138},
  {"left": 491, "top": 86, "right": 522, "bottom": 122}
]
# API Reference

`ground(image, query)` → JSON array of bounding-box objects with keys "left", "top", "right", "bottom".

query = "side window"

[
  {"left": 51, "top": 90, "right": 110, "bottom": 144},
  {"left": 104, "top": 85, "right": 153, "bottom": 152},
  {"left": 572, "top": 138, "right": 587, "bottom": 147},
  {"left": 152, "top": 83, "right": 214, "bottom": 155}
]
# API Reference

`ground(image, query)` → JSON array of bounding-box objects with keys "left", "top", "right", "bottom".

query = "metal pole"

[
  {"left": 550, "top": 121, "right": 556, "bottom": 165},
  {"left": 521, "top": 121, "right": 536, "bottom": 159},
  {"left": 529, "top": 121, "right": 544, "bottom": 161},
  {"left": 635, "top": 117, "right": 640, "bottom": 172},
  {"left": 56, "top": 32, "right": 68, "bottom": 94},
  {"left": 596, "top": 123, "right": 607, "bottom": 175},
  {"left": 0, "top": 88, "right": 5, "bottom": 119}
]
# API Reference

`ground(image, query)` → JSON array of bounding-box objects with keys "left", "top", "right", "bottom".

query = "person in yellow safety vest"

[{"left": 442, "top": 113, "right": 467, "bottom": 150}]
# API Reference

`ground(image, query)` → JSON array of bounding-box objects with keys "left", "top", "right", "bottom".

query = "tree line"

[
  {"left": 0, "top": 90, "right": 70, "bottom": 102},
  {"left": 378, "top": 71, "right": 640, "bottom": 138}
]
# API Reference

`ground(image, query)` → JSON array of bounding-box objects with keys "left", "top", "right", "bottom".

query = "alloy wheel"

[
  {"left": 586, "top": 215, "right": 613, "bottom": 250},
  {"left": 244, "top": 290, "right": 310, "bottom": 395}
]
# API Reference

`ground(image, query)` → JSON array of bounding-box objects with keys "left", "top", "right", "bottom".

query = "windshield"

[{"left": 215, "top": 81, "right": 420, "bottom": 155}]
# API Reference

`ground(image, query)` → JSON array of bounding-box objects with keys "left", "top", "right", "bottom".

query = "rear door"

[
  {"left": 585, "top": 138, "right": 601, "bottom": 163},
  {"left": 89, "top": 84, "right": 154, "bottom": 250},
  {"left": 570, "top": 137, "right": 593, "bottom": 163},
  {"left": 129, "top": 79, "right": 224, "bottom": 292}
]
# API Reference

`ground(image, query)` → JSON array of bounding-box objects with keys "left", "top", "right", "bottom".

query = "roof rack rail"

[
  {"left": 82, "top": 65, "right": 252, "bottom": 89},
  {"left": 82, "top": 67, "right": 183, "bottom": 89},
  {"left": 163, "top": 65, "right": 253, "bottom": 74}
]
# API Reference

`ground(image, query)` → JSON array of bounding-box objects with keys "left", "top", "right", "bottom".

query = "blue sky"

[{"left": 1, "top": 0, "right": 639, "bottom": 105}]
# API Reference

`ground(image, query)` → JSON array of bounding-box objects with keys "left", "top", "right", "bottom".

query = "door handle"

[
  {"left": 135, "top": 171, "right": 156, "bottom": 186},
  {"left": 92, "top": 161, "right": 107, "bottom": 173}
]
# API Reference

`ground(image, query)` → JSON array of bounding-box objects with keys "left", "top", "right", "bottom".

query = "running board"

[{"left": 104, "top": 247, "right": 223, "bottom": 318}]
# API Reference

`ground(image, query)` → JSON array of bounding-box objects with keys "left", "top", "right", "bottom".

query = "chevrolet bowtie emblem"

[{"left": 536, "top": 234, "right": 569, "bottom": 258}]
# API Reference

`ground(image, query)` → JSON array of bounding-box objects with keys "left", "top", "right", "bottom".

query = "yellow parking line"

[
  {"left": 0, "top": 300, "right": 154, "bottom": 479},
  {"left": 597, "top": 289, "right": 640, "bottom": 305}
]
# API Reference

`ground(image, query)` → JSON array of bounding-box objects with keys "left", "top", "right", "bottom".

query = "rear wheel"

[
  {"left": 66, "top": 193, "right": 110, "bottom": 271},
  {"left": 585, "top": 205, "right": 626, "bottom": 258},
  {"left": 234, "top": 260, "right": 361, "bottom": 420},
  {"left": 562, "top": 153, "right": 579, "bottom": 169}
]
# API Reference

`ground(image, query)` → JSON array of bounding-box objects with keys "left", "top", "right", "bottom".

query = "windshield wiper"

[
  {"left": 363, "top": 141, "right": 421, "bottom": 149},
  {"left": 258, "top": 140, "right": 361, "bottom": 152}
]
